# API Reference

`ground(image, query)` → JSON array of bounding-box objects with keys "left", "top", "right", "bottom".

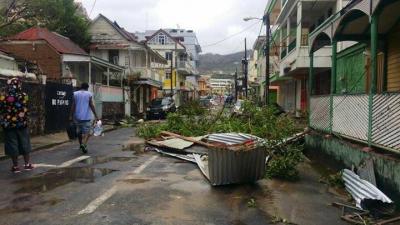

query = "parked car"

[{"left": 146, "top": 97, "right": 176, "bottom": 120}]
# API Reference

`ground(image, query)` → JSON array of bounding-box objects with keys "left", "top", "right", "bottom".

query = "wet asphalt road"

[{"left": 0, "top": 127, "right": 347, "bottom": 225}]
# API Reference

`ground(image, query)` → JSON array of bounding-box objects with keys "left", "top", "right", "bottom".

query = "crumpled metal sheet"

[
  {"left": 152, "top": 148, "right": 196, "bottom": 163},
  {"left": 342, "top": 169, "right": 394, "bottom": 215}
]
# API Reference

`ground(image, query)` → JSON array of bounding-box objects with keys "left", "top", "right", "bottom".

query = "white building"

[
  {"left": 210, "top": 78, "right": 233, "bottom": 95},
  {"left": 88, "top": 14, "right": 167, "bottom": 116},
  {"left": 135, "top": 29, "right": 197, "bottom": 105},
  {"left": 266, "top": 0, "right": 351, "bottom": 115}
]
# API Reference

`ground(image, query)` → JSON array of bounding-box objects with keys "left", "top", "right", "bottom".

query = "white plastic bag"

[{"left": 93, "top": 120, "right": 103, "bottom": 137}]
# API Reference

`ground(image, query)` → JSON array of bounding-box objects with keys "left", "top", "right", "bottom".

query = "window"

[
  {"left": 125, "top": 56, "right": 129, "bottom": 66},
  {"left": 158, "top": 34, "right": 166, "bottom": 45},
  {"left": 108, "top": 50, "right": 119, "bottom": 65},
  {"left": 165, "top": 52, "right": 172, "bottom": 60}
]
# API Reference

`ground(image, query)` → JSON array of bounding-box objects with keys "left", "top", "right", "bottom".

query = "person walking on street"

[
  {"left": 70, "top": 83, "right": 98, "bottom": 154},
  {"left": 0, "top": 78, "right": 34, "bottom": 173}
]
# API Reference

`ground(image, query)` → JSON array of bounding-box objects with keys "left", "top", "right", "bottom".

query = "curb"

[{"left": 0, "top": 126, "right": 120, "bottom": 161}]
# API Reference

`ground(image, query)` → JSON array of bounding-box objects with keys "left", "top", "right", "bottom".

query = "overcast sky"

[{"left": 76, "top": 0, "right": 267, "bottom": 55}]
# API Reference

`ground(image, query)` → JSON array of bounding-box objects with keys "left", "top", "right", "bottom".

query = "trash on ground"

[
  {"left": 152, "top": 148, "right": 196, "bottom": 163},
  {"left": 155, "top": 138, "right": 194, "bottom": 150},
  {"left": 342, "top": 169, "right": 394, "bottom": 215},
  {"left": 148, "top": 131, "right": 267, "bottom": 186}
]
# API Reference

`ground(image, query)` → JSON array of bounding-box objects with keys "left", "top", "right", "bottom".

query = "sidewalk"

[{"left": 0, "top": 125, "right": 117, "bottom": 159}]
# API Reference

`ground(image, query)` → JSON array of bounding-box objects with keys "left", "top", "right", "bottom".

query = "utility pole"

[
  {"left": 264, "top": 13, "right": 270, "bottom": 105},
  {"left": 234, "top": 66, "right": 238, "bottom": 101},
  {"left": 243, "top": 38, "right": 248, "bottom": 98},
  {"left": 170, "top": 51, "right": 173, "bottom": 97}
]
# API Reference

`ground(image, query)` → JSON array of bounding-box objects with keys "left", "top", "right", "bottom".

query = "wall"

[
  {"left": 387, "top": 24, "right": 400, "bottom": 92},
  {"left": 0, "top": 54, "right": 18, "bottom": 70},
  {"left": 305, "top": 132, "right": 400, "bottom": 201},
  {"left": 0, "top": 41, "right": 61, "bottom": 80},
  {"left": 89, "top": 16, "right": 128, "bottom": 44},
  {"left": 102, "top": 102, "right": 124, "bottom": 120},
  {"left": 336, "top": 44, "right": 366, "bottom": 94}
]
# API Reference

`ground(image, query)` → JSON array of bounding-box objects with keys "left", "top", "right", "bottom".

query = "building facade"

[
  {"left": 265, "top": 0, "right": 350, "bottom": 115},
  {"left": 136, "top": 29, "right": 197, "bottom": 105},
  {"left": 88, "top": 14, "right": 167, "bottom": 117},
  {"left": 303, "top": 0, "right": 400, "bottom": 198}
]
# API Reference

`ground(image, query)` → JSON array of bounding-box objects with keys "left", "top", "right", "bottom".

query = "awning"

[
  {"left": 268, "top": 74, "right": 292, "bottom": 84},
  {"left": 134, "top": 79, "right": 162, "bottom": 88},
  {"left": 90, "top": 56, "right": 125, "bottom": 72}
]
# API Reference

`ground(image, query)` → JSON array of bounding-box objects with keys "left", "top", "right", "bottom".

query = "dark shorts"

[
  {"left": 75, "top": 120, "right": 92, "bottom": 135},
  {"left": 4, "top": 128, "right": 32, "bottom": 157}
]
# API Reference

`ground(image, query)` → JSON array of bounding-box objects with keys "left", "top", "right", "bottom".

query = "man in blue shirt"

[{"left": 69, "top": 83, "right": 98, "bottom": 153}]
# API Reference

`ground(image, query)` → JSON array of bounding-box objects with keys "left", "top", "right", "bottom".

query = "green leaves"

[{"left": 0, "top": 0, "right": 90, "bottom": 48}]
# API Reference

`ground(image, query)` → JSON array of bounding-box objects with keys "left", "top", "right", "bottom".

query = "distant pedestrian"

[
  {"left": 0, "top": 78, "right": 33, "bottom": 173},
  {"left": 69, "top": 83, "right": 98, "bottom": 154}
]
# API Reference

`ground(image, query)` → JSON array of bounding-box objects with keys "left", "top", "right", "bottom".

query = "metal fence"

[
  {"left": 372, "top": 94, "right": 400, "bottom": 150},
  {"left": 309, "top": 93, "right": 400, "bottom": 152},
  {"left": 309, "top": 95, "right": 330, "bottom": 132},
  {"left": 332, "top": 94, "right": 369, "bottom": 141}
]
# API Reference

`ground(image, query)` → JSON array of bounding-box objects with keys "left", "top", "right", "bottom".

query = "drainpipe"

[
  {"left": 368, "top": 14, "right": 378, "bottom": 147},
  {"left": 330, "top": 41, "right": 337, "bottom": 133}
]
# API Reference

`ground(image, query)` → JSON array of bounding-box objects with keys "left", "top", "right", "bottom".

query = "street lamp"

[{"left": 243, "top": 14, "right": 270, "bottom": 105}]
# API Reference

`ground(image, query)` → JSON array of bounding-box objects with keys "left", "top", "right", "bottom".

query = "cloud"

[{"left": 76, "top": 0, "right": 267, "bottom": 54}]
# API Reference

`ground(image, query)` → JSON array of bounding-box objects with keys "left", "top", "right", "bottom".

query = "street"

[{"left": 0, "top": 128, "right": 347, "bottom": 225}]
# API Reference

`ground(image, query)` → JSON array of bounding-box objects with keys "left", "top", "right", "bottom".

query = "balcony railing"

[{"left": 130, "top": 68, "right": 157, "bottom": 80}]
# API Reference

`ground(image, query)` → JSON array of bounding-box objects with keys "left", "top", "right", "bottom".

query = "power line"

[
  {"left": 201, "top": 21, "right": 261, "bottom": 48},
  {"left": 89, "top": 0, "right": 97, "bottom": 17}
]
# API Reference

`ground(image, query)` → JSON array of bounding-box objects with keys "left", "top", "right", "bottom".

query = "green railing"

[
  {"left": 288, "top": 39, "right": 296, "bottom": 52},
  {"left": 281, "top": 48, "right": 287, "bottom": 59}
]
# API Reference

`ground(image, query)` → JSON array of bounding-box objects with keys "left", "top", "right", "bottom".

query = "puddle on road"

[
  {"left": 122, "top": 143, "right": 145, "bottom": 155},
  {"left": 118, "top": 178, "right": 150, "bottom": 184},
  {"left": 14, "top": 167, "right": 116, "bottom": 194},
  {"left": 79, "top": 156, "right": 134, "bottom": 165},
  {"left": 0, "top": 195, "right": 64, "bottom": 215}
]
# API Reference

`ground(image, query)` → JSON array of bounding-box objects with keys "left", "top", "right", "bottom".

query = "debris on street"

[
  {"left": 147, "top": 131, "right": 268, "bottom": 186},
  {"left": 342, "top": 169, "right": 394, "bottom": 215}
]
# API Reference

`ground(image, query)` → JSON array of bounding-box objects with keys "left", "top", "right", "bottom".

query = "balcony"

[
  {"left": 177, "top": 61, "right": 194, "bottom": 75},
  {"left": 128, "top": 68, "right": 160, "bottom": 82}
]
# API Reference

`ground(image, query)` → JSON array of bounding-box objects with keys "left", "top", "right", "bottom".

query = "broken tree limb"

[
  {"left": 161, "top": 131, "right": 215, "bottom": 148},
  {"left": 332, "top": 202, "right": 369, "bottom": 213},
  {"left": 376, "top": 216, "right": 400, "bottom": 225}
]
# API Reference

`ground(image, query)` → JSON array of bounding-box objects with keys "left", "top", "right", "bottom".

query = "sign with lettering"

[{"left": 45, "top": 82, "right": 73, "bottom": 133}]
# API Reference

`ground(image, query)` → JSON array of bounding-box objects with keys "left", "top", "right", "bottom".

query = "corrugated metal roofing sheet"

[
  {"left": 206, "top": 133, "right": 263, "bottom": 146},
  {"left": 342, "top": 169, "right": 394, "bottom": 215},
  {"left": 8, "top": 28, "right": 88, "bottom": 55},
  {"left": 207, "top": 147, "right": 267, "bottom": 186}
]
